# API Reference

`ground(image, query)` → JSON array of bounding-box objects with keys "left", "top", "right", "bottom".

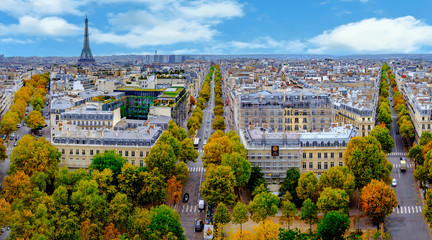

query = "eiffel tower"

[{"left": 77, "top": 15, "right": 96, "bottom": 66}]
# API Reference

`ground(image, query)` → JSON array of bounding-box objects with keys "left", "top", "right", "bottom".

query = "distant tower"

[
  {"left": 154, "top": 50, "right": 158, "bottom": 63},
  {"left": 77, "top": 15, "right": 96, "bottom": 66}
]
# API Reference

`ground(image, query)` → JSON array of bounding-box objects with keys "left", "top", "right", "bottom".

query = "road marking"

[
  {"left": 194, "top": 205, "right": 197, "bottom": 212},
  {"left": 408, "top": 207, "right": 411, "bottom": 214}
]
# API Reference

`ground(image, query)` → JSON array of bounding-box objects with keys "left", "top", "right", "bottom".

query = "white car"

[
  {"left": 203, "top": 140, "right": 207, "bottom": 145},
  {"left": 392, "top": 178, "right": 397, "bottom": 187}
]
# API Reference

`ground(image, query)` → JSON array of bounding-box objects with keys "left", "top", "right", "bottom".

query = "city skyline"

[{"left": 1, "top": 0, "right": 432, "bottom": 57}]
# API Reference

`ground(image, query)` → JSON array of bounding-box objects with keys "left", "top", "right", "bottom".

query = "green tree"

[
  {"left": 201, "top": 165, "right": 237, "bottom": 208},
  {"left": 423, "top": 189, "right": 432, "bottom": 231},
  {"left": 318, "top": 166, "right": 355, "bottom": 197},
  {"left": 344, "top": 136, "right": 392, "bottom": 189},
  {"left": 179, "top": 137, "right": 198, "bottom": 163},
  {"left": 0, "top": 111, "right": 19, "bottom": 135},
  {"left": 317, "top": 188, "right": 350, "bottom": 214},
  {"left": 296, "top": 172, "right": 319, "bottom": 202},
  {"left": 370, "top": 124, "right": 395, "bottom": 154},
  {"left": 174, "top": 161, "right": 190, "bottom": 186},
  {"left": 409, "top": 144, "right": 424, "bottom": 165},
  {"left": 109, "top": 192, "right": 132, "bottom": 232},
  {"left": 317, "top": 211, "right": 350, "bottom": 240},
  {"left": 157, "top": 131, "right": 181, "bottom": 158},
  {"left": 360, "top": 179, "right": 398, "bottom": 225},
  {"left": 31, "top": 97, "right": 45, "bottom": 111},
  {"left": 232, "top": 202, "right": 248, "bottom": 232},
  {"left": 214, "top": 203, "right": 231, "bottom": 235},
  {"left": 249, "top": 191, "right": 280, "bottom": 223},
  {"left": 420, "top": 132, "right": 432, "bottom": 146},
  {"left": 9, "top": 135, "right": 61, "bottom": 177},
  {"left": 90, "top": 150, "right": 127, "bottom": 180},
  {"left": 300, "top": 198, "right": 319, "bottom": 235},
  {"left": 279, "top": 167, "right": 301, "bottom": 206},
  {"left": 0, "top": 139, "right": 7, "bottom": 162},
  {"left": 400, "top": 120, "right": 415, "bottom": 139},
  {"left": 91, "top": 168, "right": 117, "bottom": 201},
  {"left": 280, "top": 199, "right": 297, "bottom": 229},
  {"left": 145, "top": 205, "right": 186, "bottom": 240},
  {"left": 25, "top": 110, "right": 45, "bottom": 131},
  {"left": 212, "top": 115, "right": 226, "bottom": 131},
  {"left": 221, "top": 152, "right": 252, "bottom": 188},
  {"left": 247, "top": 166, "right": 267, "bottom": 197},
  {"left": 145, "top": 143, "right": 176, "bottom": 178}
]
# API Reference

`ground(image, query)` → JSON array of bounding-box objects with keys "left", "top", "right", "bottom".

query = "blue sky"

[{"left": 1, "top": 0, "right": 432, "bottom": 56}]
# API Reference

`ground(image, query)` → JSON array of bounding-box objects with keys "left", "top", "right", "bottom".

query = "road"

[
  {"left": 179, "top": 71, "right": 216, "bottom": 240},
  {"left": 385, "top": 82, "right": 432, "bottom": 239}
]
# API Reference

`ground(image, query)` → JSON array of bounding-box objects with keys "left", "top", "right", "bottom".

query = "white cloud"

[
  {"left": 93, "top": 0, "right": 243, "bottom": 47},
  {"left": 308, "top": 16, "right": 432, "bottom": 54},
  {"left": 0, "top": 38, "right": 34, "bottom": 44},
  {"left": 0, "top": 16, "right": 81, "bottom": 37},
  {"left": 0, "top": 0, "right": 87, "bottom": 17}
]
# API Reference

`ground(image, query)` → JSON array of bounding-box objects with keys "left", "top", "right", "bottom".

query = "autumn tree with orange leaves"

[
  {"left": 360, "top": 179, "right": 398, "bottom": 225},
  {"left": 166, "top": 176, "right": 183, "bottom": 205}
]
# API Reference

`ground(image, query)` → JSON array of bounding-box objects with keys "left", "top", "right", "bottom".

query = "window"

[
  {"left": 309, "top": 162, "right": 313, "bottom": 169},
  {"left": 324, "top": 162, "right": 328, "bottom": 169},
  {"left": 140, "top": 151, "right": 143, "bottom": 157},
  {"left": 324, "top": 153, "right": 328, "bottom": 158},
  {"left": 69, "top": 158, "right": 73, "bottom": 164},
  {"left": 96, "top": 150, "right": 100, "bottom": 154},
  {"left": 295, "top": 125, "right": 299, "bottom": 130},
  {"left": 82, "top": 158, "right": 86, "bottom": 165},
  {"left": 90, "top": 150, "right": 93, "bottom": 155},
  {"left": 339, "top": 162, "right": 343, "bottom": 167},
  {"left": 70, "top": 149, "right": 73, "bottom": 154},
  {"left": 309, "top": 153, "right": 313, "bottom": 159},
  {"left": 303, "top": 162, "right": 306, "bottom": 169},
  {"left": 318, "top": 162, "right": 322, "bottom": 169},
  {"left": 125, "top": 151, "right": 129, "bottom": 157},
  {"left": 295, "top": 118, "right": 299, "bottom": 123},
  {"left": 140, "top": 160, "right": 144, "bottom": 167},
  {"left": 76, "top": 149, "right": 79, "bottom": 155},
  {"left": 119, "top": 151, "right": 122, "bottom": 156},
  {"left": 339, "top": 152, "right": 343, "bottom": 158},
  {"left": 76, "top": 158, "right": 79, "bottom": 165},
  {"left": 331, "top": 162, "right": 334, "bottom": 168},
  {"left": 131, "top": 160, "right": 135, "bottom": 165},
  {"left": 82, "top": 150, "right": 85, "bottom": 155},
  {"left": 318, "top": 153, "right": 321, "bottom": 158},
  {"left": 303, "top": 153, "right": 306, "bottom": 158},
  {"left": 303, "top": 118, "right": 307, "bottom": 123},
  {"left": 331, "top": 153, "right": 334, "bottom": 158},
  {"left": 132, "top": 151, "right": 135, "bottom": 157}
]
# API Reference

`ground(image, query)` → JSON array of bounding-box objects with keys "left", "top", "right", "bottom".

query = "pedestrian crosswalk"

[
  {"left": 387, "top": 152, "right": 407, "bottom": 156},
  {"left": 393, "top": 163, "right": 414, "bottom": 169},
  {"left": 179, "top": 205, "right": 204, "bottom": 213},
  {"left": 198, "top": 149, "right": 204, "bottom": 153},
  {"left": 393, "top": 205, "right": 423, "bottom": 214},
  {"left": 188, "top": 167, "right": 206, "bottom": 173}
]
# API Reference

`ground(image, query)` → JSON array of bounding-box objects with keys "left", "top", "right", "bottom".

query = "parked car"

[
  {"left": 194, "top": 220, "right": 204, "bottom": 232},
  {"left": 182, "top": 193, "right": 189, "bottom": 203},
  {"left": 392, "top": 178, "right": 397, "bottom": 187},
  {"left": 198, "top": 200, "right": 205, "bottom": 210},
  {"left": 17, "top": 123, "right": 21, "bottom": 128},
  {"left": 16, "top": 134, "right": 19, "bottom": 140},
  {"left": 203, "top": 140, "right": 207, "bottom": 146},
  {"left": 10, "top": 133, "right": 15, "bottom": 140},
  {"left": 14, "top": 142, "right": 17, "bottom": 147}
]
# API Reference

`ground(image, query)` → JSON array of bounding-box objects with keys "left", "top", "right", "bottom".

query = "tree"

[
  {"left": 360, "top": 179, "right": 398, "bottom": 225},
  {"left": 423, "top": 189, "right": 432, "bottom": 230},
  {"left": 179, "top": 137, "right": 198, "bottom": 163},
  {"left": 25, "top": 110, "right": 45, "bottom": 131},
  {"left": 201, "top": 166, "right": 237, "bottom": 208},
  {"left": 0, "top": 111, "right": 19, "bottom": 135},
  {"left": 296, "top": 172, "right": 319, "bottom": 202},
  {"left": 212, "top": 115, "right": 226, "bottom": 131},
  {"left": 317, "top": 188, "right": 350, "bottom": 214},
  {"left": 213, "top": 105, "right": 224, "bottom": 116},
  {"left": 31, "top": 97, "right": 44, "bottom": 111},
  {"left": 280, "top": 199, "right": 297, "bottom": 229},
  {"left": 279, "top": 167, "right": 301, "bottom": 207},
  {"left": 90, "top": 150, "right": 127, "bottom": 180},
  {"left": 91, "top": 169, "right": 117, "bottom": 201},
  {"left": 370, "top": 124, "right": 395, "bottom": 154},
  {"left": 104, "top": 223, "right": 120, "bottom": 240},
  {"left": 146, "top": 205, "right": 186, "bottom": 240},
  {"left": 168, "top": 120, "right": 187, "bottom": 142},
  {"left": 317, "top": 211, "right": 350, "bottom": 240},
  {"left": 190, "top": 95, "right": 196, "bottom": 106},
  {"left": 248, "top": 166, "right": 267, "bottom": 197},
  {"left": 232, "top": 230, "right": 254, "bottom": 240},
  {"left": 157, "top": 131, "right": 181, "bottom": 158},
  {"left": 166, "top": 176, "right": 183, "bottom": 205},
  {"left": 214, "top": 203, "right": 231, "bottom": 236},
  {"left": 279, "top": 228, "right": 310, "bottom": 240},
  {"left": 400, "top": 120, "right": 415, "bottom": 140},
  {"left": 221, "top": 152, "right": 251, "bottom": 188},
  {"left": 139, "top": 169, "right": 167, "bottom": 205},
  {"left": 9, "top": 135, "right": 61, "bottom": 177},
  {"left": 0, "top": 139, "right": 7, "bottom": 162},
  {"left": 145, "top": 143, "right": 176, "bottom": 178},
  {"left": 409, "top": 144, "right": 424, "bottom": 165},
  {"left": 253, "top": 219, "right": 280, "bottom": 240},
  {"left": 108, "top": 192, "right": 132, "bottom": 232},
  {"left": 174, "top": 161, "right": 190, "bottom": 185},
  {"left": 344, "top": 136, "right": 392, "bottom": 189},
  {"left": 249, "top": 191, "right": 280, "bottom": 223},
  {"left": 318, "top": 166, "right": 355, "bottom": 197},
  {"left": 0, "top": 198, "right": 11, "bottom": 228},
  {"left": 300, "top": 198, "right": 318, "bottom": 235},
  {"left": 232, "top": 202, "right": 248, "bottom": 232},
  {"left": 202, "top": 135, "right": 234, "bottom": 167}
]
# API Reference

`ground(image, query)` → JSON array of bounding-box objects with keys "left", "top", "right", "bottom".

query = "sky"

[{"left": 1, "top": 0, "right": 432, "bottom": 57}]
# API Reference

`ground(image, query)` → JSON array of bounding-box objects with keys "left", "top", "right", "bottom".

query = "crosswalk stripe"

[
  {"left": 394, "top": 206, "right": 423, "bottom": 214},
  {"left": 408, "top": 207, "right": 411, "bottom": 214},
  {"left": 420, "top": 206, "right": 423, "bottom": 213},
  {"left": 194, "top": 205, "right": 197, "bottom": 212}
]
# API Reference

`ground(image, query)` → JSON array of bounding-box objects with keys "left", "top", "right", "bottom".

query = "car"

[
  {"left": 14, "top": 142, "right": 17, "bottom": 147},
  {"left": 392, "top": 178, "right": 397, "bottom": 187},
  {"left": 16, "top": 134, "right": 19, "bottom": 140},
  {"left": 1, "top": 228, "right": 4, "bottom": 233},
  {"left": 203, "top": 140, "right": 207, "bottom": 145},
  {"left": 198, "top": 200, "right": 205, "bottom": 210},
  {"left": 17, "top": 124, "right": 21, "bottom": 128},
  {"left": 23, "top": 122, "right": 26, "bottom": 126},
  {"left": 194, "top": 220, "right": 204, "bottom": 232},
  {"left": 10, "top": 133, "right": 15, "bottom": 140},
  {"left": 182, "top": 193, "right": 189, "bottom": 203}
]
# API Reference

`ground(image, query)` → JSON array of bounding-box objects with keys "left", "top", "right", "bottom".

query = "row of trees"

[
  {"left": 187, "top": 66, "right": 214, "bottom": 136},
  {"left": 0, "top": 121, "right": 194, "bottom": 239},
  {"left": 0, "top": 73, "right": 49, "bottom": 136},
  {"left": 212, "top": 65, "right": 226, "bottom": 131},
  {"left": 388, "top": 68, "right": 415, "bottom": 141},
  {"left": 377, "top": 63, "right": 392, "bottom": 129}
]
